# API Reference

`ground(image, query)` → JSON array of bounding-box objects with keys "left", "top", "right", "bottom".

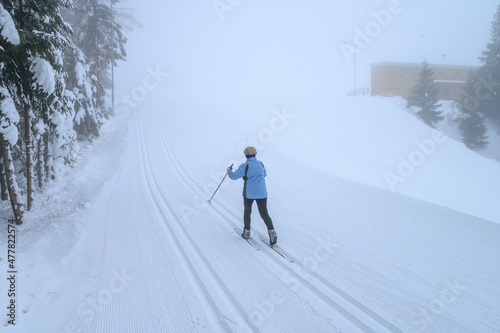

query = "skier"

[{"left": 227, "top": 147, "right": 277, "bottom": 245}]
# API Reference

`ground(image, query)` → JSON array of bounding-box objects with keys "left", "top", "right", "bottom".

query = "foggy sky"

[{"left": 116, "top": 0, "right": 498, "bottom": 98}]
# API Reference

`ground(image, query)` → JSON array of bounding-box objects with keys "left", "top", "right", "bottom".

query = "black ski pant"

[{"left": 243, "top": 197, "right": 274, "bottom": 231}]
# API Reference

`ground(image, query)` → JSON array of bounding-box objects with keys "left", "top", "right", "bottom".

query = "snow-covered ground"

[{"left": 1, "top": 91, "right": 499, "bottom": 332}]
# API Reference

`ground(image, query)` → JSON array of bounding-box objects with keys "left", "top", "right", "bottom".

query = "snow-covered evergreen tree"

[
  {"left": 0, "top": 2, "right": 24, "bottom": 223},
  {"left": 64, "top": 47, "right": 98, "bottom": 138},
  {"left": 454, "top": 4, "right": 500, "bottom": 151},
  {"left": 457, "top": 76, "right": 489, "bottom": 150},
  {"left": 478, "top": 4, "right": 500, "bottom": 126},
  {"left": 0, "top": 0, "right": 128, "bottom": 221},
  {"left": 0, "top": 88, "right": 24, "bottom": 224},
  {"left": 28, "top": 1, "right": 71, "bottom": 207},
  {"left": 459, "top": 112, "right": 488, "bottom": 150},
  {"left": 407, "top": 61, "right": 444, "bottom": 128},
  {"left": 4, "top": 0, "right": 76, "bottom": 210},
  {"left": 64, "top": 0, "right": 127, "bottom": 139}
]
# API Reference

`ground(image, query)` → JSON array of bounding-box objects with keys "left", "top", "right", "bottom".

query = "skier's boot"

[
  {"left": 268, "top": 229, "right": 277, "bottom": 245},
  {"left": 241, "top": 228, "right": 251, "bottom": 239}
]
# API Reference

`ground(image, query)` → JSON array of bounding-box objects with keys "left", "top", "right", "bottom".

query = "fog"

[{"left": 116, "top": 0, "right": 497, "bottom": 99}]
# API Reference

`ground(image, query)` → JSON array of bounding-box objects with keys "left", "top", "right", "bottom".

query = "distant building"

[{"left": 371, "top": 62, "right": 479, "bottom": 100}]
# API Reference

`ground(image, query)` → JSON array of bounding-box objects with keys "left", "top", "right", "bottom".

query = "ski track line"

[
  {"left": 128, "top": 155, "right": 195, "bottom": 333},
  {"left": 136, "top": 110, "right": 235, "bottom": 332},
  {"left": 157, "top": 126, "right": 404, "bottom": 333},
  {"left": 150, "top": 122, "right": 338, "bottom": 332},
  {"left": 136, "top": 110, "right": 258, "bottom": 333},
  {"left": 156, "top": 126, "right": 374, "bottom": 332},
  {"left": 61, "top": 135, "right": 178, "bottom": 333},
  {"left": 131, "top": 110, "right": 230, "bottom": 332},
  {"left": 211, "top": 204, "right": 404, "bottom": 333}
]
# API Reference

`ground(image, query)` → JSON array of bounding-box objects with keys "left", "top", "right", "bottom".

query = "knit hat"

[{"left": 244, "top": 147, "right": 257, "bottom": 155}]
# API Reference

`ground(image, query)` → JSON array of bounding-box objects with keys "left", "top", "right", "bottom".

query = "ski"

[
  {"left": 233, "top": 227, "right": 260, "bottom": 250},
  {"left": 259, "top": 236, "right": 294, "bottom": 263}
]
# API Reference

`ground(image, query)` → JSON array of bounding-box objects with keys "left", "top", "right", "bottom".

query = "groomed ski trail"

[
  {"left": 48, "top": 112, "right": 206, "bottom": 332},
  {"left": 136, "top": 110, "right": 258, "bottom": 332},
  {"left": 154, "top": 123, "right": 403, "bottom": 333},
  {"left": 135, "top": 109, "right": 348, "bottom": 332}
]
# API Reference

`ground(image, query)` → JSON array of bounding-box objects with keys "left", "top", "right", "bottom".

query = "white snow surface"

[
  {"left": 0, "top": 4, "right": 19, "bottom": 45},
  {"left": 1, "top": 92, "right": 499, "bottom": 332}
]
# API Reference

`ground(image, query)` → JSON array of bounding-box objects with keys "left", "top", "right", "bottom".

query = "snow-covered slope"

[
  {"left": 155, "top": 94, "right": 500, "bottom": 223},
  {"left": 2, "top": 92, "right": 499, "bottom": 332}
]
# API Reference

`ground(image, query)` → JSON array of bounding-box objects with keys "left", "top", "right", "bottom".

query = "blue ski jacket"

[{"left": 227, "top": 157, "right": 268, "bottom": 199}]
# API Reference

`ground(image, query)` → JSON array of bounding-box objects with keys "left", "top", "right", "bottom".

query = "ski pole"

[{"left": 208, "top": 164, "right": 233, "bottom": 204}]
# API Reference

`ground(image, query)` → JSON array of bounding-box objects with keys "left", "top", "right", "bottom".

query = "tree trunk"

[
  {"left": 1, "top": 141, "right": 24, "bottom": 225},
  {"left": 0, "top": 156, "right": 8, "bottom": 201},
  {"left": 25, "top": 106, "right": 33, "bottom": 210},
  {"left": 37, "top": 137, "right": 43, "bottom": 188},
  {"left": 44, "top": 132, "right": 50, "bottom": 179}
]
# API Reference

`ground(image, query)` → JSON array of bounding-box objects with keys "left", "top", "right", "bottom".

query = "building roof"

[
  {"left": 370, "top": 61, "right": 480, "bottom": 70},
  {"left": 434, "top": 80, "right": 466, "bottom": 83}
]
